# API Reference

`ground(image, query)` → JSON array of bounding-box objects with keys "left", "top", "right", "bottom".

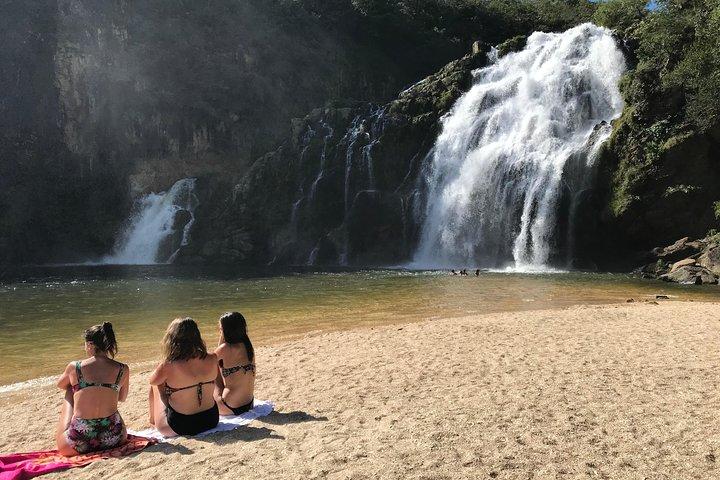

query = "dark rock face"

[
  {"left": 178, "top": 51, "right": 487, "bottom": 266},
  {"left": 0, "top": 0, "right": 472, "bottom": 266}
]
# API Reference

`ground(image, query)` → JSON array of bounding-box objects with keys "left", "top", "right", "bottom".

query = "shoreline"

[
  {"left": 0, "top": 296, "right": 676, "bottom": 393},
  {"left": 2, "top": 301, "right": 720, "bottom": 478}
]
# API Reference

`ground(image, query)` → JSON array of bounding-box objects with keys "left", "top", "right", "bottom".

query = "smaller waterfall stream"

[{"left": 103, "top": 178, "right": 199, "bottom": 265}]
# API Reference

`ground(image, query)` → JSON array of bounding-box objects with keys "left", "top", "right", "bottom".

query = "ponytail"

[{"left": 84, "top": 322, "right": 118, "bottom": 357}]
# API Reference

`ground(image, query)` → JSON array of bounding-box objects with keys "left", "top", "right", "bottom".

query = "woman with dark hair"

[
  {"left": 56, "top": 322, "right": 129, "bottom": 456},
  {"left": 148, "top": 317, "right": 219, "bottom": 436},
  {"left": 214, "top": 312, "right": 255, "bottom": 415}
]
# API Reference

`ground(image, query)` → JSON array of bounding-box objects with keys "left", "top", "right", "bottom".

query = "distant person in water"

[
  {"left": 451, "top": 270, "right": 458, "bottom": 275},
  {"left": 475, "top": 269, "right": 480, "bottom": 277},
  {"left": 214, "top": 312, "right": 256, "bottom": 415},
  {"left": 56, "top": 322, "right": 129, "bottom": 456},
  {"left": 149, "top": 317, "right": 219, "bottom": 436}
]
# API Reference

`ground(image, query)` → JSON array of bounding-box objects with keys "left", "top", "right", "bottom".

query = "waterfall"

[
  {"left": 309, "top": 120, "right": 334, "bottom": 201},
  {"left": 413, "top": 24, "right": 625, "bottom": 270},
  {"left": 103, "top": 178, "right": 199, "bottom": 265}
]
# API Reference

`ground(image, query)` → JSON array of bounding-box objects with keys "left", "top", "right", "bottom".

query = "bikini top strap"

[
  {"left": 114, "top": 364, "right": 124, "bottom": 385},
  {"left": 75, "top": 361, "right": 84, "bottom": 382}
]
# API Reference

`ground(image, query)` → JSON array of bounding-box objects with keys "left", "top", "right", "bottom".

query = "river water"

[{"left": 1, "top": 266, "right": 718, "bottom": 389}]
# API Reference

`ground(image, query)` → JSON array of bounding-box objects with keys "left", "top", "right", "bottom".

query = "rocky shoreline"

[{"left": 636, "top": 235, "right": 720, "bottom": 285}]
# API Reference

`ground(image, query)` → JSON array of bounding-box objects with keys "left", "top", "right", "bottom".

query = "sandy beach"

[{"left": 1, "top": 301, "right": 719, "bottom": 479}]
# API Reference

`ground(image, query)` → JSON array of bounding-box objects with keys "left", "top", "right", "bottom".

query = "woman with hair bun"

[
  {"left": 56, "top": 322, "right": 129, "bottom": 456},
  {"left": 214, "top": 312, "right": 255, "bottom": 415}
]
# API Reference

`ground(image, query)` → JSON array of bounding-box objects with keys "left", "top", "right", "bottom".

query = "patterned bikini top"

[
  {"left": 219, "top": 359, "right": 256, "bottom": 378},
  {"left": 72, "top": 361, "right": 124, "bottom": 393}
]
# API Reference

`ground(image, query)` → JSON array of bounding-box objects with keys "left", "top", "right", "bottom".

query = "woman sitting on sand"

[
  {"left": 148, "top": 317, "right": 219, "bottom": 436},
  {"left": 56, "top": 322, "right": 129, "bottom": 456},
  {"left": 214, "top": 312, "right": 255, "bottom": 415}
]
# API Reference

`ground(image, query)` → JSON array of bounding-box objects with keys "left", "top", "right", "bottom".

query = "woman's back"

[
  {"left": 217, "top": 342, "right": 255, "bottom": 407},
  {"left": 163, "top": 353, "right": 218, "bottom": 415},
  {"left": 69, "top": 356, "right": 126, "bottom": 419}
]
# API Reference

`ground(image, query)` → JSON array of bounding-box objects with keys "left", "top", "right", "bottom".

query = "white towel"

[{"left": 129, "top": 399, "right": 274, "bottom": 442}]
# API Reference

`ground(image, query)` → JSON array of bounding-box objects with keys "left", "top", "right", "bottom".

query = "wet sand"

[{"left": 1, "top": 301, "right": 719, "bottom": 479}]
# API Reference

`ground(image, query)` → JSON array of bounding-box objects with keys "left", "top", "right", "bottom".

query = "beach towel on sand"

[
  {"left": 130, "top": 399, "right": 274, "bottom": 442},
  {"left": 0, "top": 434, "right": 155, "bottom": 480}
]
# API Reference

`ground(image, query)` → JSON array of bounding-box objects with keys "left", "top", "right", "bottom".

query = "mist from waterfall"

[
  {"left": 413, "top": 24, "right": 626, "bottom": 271},
  {"left": 102, "top": 178, "right": 199, "bottom": 265}
]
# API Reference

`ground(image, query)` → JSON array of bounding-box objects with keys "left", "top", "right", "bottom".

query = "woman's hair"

[
  {"left": 219, "top": 312, "right": 254, "bottom": 362},
  {"left": 162, "top": 317, "right": 208, "bottom": 362},
  {"left": 84, "top": 322, "right": 118, "bottom": 358}
]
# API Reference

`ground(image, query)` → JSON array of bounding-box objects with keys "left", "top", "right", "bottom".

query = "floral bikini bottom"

[{"left": 65, "top": 411, "right": 126, "bottom": 454}]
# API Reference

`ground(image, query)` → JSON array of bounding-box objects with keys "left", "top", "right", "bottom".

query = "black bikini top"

[
  {"left": 219, "top": 359, "right": 255, "bottom": 378},
  {"left": 72, "top": 361, "right": 124, "bottom": 393}
]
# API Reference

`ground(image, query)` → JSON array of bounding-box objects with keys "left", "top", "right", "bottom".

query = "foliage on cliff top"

[{"left": 598, "top": 0, "right": 720, "bottom": 131}]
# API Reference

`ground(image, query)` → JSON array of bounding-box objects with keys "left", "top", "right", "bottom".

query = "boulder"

[
  {"left": 661, "top": 265, "right": 718, "bottom": 285},
  {"left": 697, "top": 245, "right": 720, "bottom": 276},
  {"left": 670, "top": 257, "right": 696, "bottom": 272},
  {"left": 655, "top": 237, "right": 702, "bottom": 263}
]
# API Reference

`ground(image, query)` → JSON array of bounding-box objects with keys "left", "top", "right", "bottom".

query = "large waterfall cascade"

[
  {"left": 413, "top": 23, "right": 626, "bottom": 270},
  {"left": 103, "top": 178, "right": 199, "bottom": 265}
]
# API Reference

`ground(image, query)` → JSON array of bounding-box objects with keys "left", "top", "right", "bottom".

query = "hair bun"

[{"left": 102, "top": 322, "right": 112, "bottom": 331}]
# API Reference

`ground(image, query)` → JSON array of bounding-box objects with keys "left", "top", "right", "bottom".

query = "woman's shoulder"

[{"left": 113, "top": 359, "right": 130, "bottom": 374}]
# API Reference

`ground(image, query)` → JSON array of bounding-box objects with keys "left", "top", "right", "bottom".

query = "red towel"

[{"left": 0, "top": 435, "right": 155, "bottom": 480}]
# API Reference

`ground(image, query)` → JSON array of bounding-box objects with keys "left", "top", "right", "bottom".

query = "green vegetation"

[
  {"left": 592, "top": 0, "right": 647, "bottom": 34},
  {"left": 599, "top": 0, "right": 720, "bottom": 249}
]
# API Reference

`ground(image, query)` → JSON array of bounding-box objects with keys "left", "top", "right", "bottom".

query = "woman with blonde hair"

[
  {"left": 148, "top": 317, "right": 219, "bottom": 436},
  {"left": 56, "top": 322, "right": 129, "bottom": 455}
]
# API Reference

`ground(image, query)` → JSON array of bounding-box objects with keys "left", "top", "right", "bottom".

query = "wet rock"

[
  {"left": 346, "top": 190, "right": 404, "bottom": 265},
  {"left": 660, "top": 265, "right": 718, "bottom": 285},
  {"left": 496, "top": 35, "right": 527, "bottom": 58},
  {"left": 157, "top": 209, "right": 193, "bottom": 262}
]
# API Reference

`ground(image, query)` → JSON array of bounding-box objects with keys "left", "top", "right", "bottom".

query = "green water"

[{"left": 1, "top": 266, "right": 718, "bottom": 388}]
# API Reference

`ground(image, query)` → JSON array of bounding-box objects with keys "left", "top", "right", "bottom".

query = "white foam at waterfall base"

[
  {"left": 102, "top": 178, "right": 198, "bottom": 265},
  {"left": 413, "top": 23, "right": 626, "bottom": 271}
]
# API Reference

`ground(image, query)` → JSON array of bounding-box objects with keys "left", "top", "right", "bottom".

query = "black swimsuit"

[{"left": 164, "top": 380, "right": 218, "bottom": 436}]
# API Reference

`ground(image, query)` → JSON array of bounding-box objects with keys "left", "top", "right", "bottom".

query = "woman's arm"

[
  {"left": 56, "top": 363, "right": 73, "bottom": 390},
  {"left": 118, "top": 364, "right": 130, "bottom": 402}
]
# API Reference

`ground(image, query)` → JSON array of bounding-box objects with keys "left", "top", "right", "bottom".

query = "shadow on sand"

[
  {"left": 197, "top": 425, "right": 285, "bottom": 445},
  {"left": 259, "top": 410, "right": 329, "bottom": 425}
]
